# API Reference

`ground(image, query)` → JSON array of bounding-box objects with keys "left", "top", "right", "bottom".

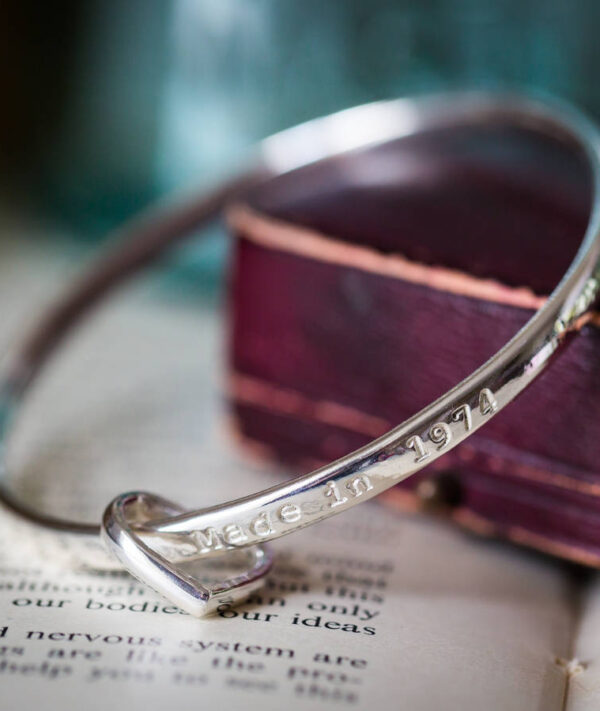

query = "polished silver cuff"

[{"left": 1, "top": 92, "right": 600, "bottom": 616}]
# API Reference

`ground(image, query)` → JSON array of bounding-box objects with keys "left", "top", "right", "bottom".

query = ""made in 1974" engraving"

[{"left": 156, "top": 388, "right": 499, "bottom": 561}]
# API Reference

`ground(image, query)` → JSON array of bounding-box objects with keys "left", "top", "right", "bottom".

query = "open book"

[{"left": 0, "top": 236, "right": 598, "bottom": 711}]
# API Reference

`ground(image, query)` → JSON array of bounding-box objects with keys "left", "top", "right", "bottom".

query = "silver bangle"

[{"left": 1, "top": 92, "right": 600, "bottom": 616}]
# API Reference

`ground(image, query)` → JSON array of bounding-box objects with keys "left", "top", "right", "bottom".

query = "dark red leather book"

[{"left": 226, "top": 122, "right": 600, "bottom": 566}]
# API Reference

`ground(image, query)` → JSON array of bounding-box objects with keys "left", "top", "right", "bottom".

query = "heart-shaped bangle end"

[{"left": 101, "top": 491, "right": 273, "bottom": 617}]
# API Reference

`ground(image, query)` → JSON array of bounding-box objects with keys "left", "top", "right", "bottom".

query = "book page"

[
  {"left": 564, "top": 576, "right": 600, "bottom": 710},
  {"left": 0, "top": 237, "right": 578, "bottom": 710}
]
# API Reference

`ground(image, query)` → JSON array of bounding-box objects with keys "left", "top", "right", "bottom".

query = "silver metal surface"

[{"left": 2, "top": 92, "right": 600, "bottom": 616}]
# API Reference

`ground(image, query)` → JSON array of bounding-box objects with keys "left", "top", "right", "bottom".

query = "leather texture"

[{"left": 226, "top": 122, "right": 600, "bottom": 566}]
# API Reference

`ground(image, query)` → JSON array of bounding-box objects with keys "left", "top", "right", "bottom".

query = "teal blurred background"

[{"left": 2, "top": 0, "right": 599, "bottom": 271}]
